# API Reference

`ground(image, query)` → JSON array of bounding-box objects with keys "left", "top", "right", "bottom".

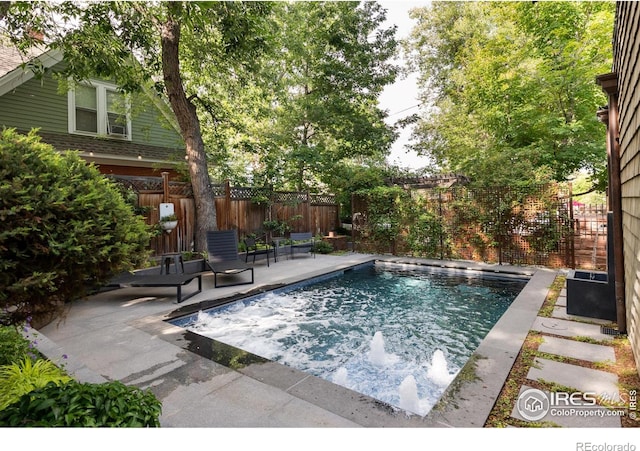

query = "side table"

[{"left": 160, "top": 252, "right": 184, "bottom": 274}]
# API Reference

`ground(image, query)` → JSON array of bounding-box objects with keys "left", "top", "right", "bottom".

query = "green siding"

[
  {"left": 130, "top": 92, "right": 184, "bottom": 148},
  {"left": 0, "top": 62, "right": 183, "bottom": 149},
  {"left": 0, "top": 71, "right": 67, "bottom": 133}
]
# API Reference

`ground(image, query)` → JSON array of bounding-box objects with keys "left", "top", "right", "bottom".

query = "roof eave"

[{"left": 0, "top": 48, "right": 63, "bottom": 97}]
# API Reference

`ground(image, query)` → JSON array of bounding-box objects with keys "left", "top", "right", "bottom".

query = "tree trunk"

[{"left": 161, "top": 4, "right": 217, "bottom": 252}]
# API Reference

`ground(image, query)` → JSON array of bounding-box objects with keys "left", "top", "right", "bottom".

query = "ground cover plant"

[
  {"left": 0, "top": 323, "right": 31, "bottom": 366},
  {"left": 0, "top": 357, "right": 71, "bottom": 410},
  {"left": 0, "top": 380, "right": 162, "bottom": 427},
  {"left": 0, "top": 323, "right": 162, "bottom": 427}
]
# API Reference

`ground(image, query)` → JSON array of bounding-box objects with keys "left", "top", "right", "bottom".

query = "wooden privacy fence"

[
  {"left": 352, "top": 183, "right": 607, "bottom": 269},
  {"left": 572, "top": 204, "right": 608, "bottom": 270},
  {"left": 109, "top": 175, "right": 339, "bottom": 256},
  {"left": 109, "top": 174, "right": 196, "bottom": 256},
  {"left": 211, "top": 181, "right": 339, "bottom": 239}
]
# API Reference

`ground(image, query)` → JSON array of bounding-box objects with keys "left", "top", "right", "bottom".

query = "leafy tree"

[
  {"left": 406, "top": 1, "right": 613, "bottom": 188},
  {"left": 0, "top": 1, "right": 272, "bottom": 251},
  {"left": 199, "top": 1, "right": 400, "bottom": 192}
]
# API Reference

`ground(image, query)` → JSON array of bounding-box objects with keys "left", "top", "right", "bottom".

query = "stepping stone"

[
  {"left": 555, "top": 292, "right": 567, "bottom": 307},
  {"left": 510, "top": 385, "right": 621, "bottom": 427},
  {"left": 527, "top": 358, "right": 620, "bottom": 401},
  {"left": 531, "top": 317, "right": 613, "bottom": 342},
  {"left": 551, "top": 306, "right": 614, "bottom": 325},
  {"left": 538, "top": 336, "right": 616, "bottom": 363}
]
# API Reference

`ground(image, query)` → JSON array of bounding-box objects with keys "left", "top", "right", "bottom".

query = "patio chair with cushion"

[
  {"left": 206, "top": 229, "right": 254, "bottom": 288},
  {"left": 289, "top": 232, "right": 315, "bottom": 259},
  {"left": 244, "top": 234, "right": 274, "bottom": 267}
]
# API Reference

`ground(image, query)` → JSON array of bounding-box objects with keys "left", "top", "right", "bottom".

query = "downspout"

[{"left": 596, "top": 73, "right": 626, "bottom": 334}]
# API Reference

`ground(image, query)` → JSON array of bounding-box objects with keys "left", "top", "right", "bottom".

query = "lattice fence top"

[
  {"left": 310, "top": 194, "right": 337, "bottom": 205},
  {"left": 168, "top": 182, "right": 193, "bottom": 197},
  {"left": 208, "top": 184, "right": 335, "bottom": 205},
  {"left": 109, "top": 176, "right": 335, "bottom": 205},
  {"left": 210, "top": 184, "right": 226, "bottom": 197},
  {"left": 109, "top": 175, "right": 163, "bottom": 192},
  {"left": 108, "top": 175, "right": 193, "bottom": 197}
]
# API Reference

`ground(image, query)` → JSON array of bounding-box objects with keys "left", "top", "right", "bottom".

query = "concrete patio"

[{"left": 31, "top": 251, "right": 616, "bottom": 428}]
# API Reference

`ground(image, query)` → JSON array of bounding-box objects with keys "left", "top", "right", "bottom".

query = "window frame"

[{"left": 68, "top": 80, "right": 132, "bottom": 141}]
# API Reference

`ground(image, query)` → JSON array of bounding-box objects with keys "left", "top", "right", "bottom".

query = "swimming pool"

[{"left": 170, "top": 261, "right": 528, "bottom": 416}]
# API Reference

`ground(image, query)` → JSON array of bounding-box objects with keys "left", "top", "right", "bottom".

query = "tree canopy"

[
  {"left": 406, "top": 1, "right": 614, "bottom": 188},
  {"left": 1, "top": 1, "right": 400, "bottom": 246},
  {"left": 192, "top": 1, "right": 400, "bottom": 193}
]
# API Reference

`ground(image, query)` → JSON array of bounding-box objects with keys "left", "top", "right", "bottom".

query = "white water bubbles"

[
  {"left": 398, "top": 375, "right": 420, "bottom": 414},
  {"left": 368, "top": 331, "right": 400, "bottom": 366},
  {"left": 427, "top": 349, "right": 457, "bottom": 387},
  {"left": 331, "top": 331, "right": 459, "bottom": 417}
]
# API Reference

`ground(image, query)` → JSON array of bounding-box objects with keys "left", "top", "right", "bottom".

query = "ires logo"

[{"left": 516, "top": 388, "right": 626, "bottom": 422}]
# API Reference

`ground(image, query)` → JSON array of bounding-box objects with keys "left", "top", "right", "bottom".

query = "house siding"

[
  {"left": 0, "top": 69, "right": 67, "bottom": 132},
  {"left": 613, "top": 1, "right": 640, "bottom": 375},
  {"left": 0, "top": 61, "right": 183, "bottom": 150}
]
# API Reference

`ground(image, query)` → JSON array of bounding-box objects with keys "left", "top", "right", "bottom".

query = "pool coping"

[{"left": 135, "top": 256, "right": 557, "bottom": 427}]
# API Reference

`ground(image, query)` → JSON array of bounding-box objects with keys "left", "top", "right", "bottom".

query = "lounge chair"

[
  {"left": 289, "top": 232, "right": 315, "bottom": 259},
  {"left": 206, "top": 230, "right": 255, "bottom": 288},
  {"left": 105, "top": 272, "right": 202, "bottom": 304},
  {"left": 244, "top": 234, "right": 274, "bottom": 267}
]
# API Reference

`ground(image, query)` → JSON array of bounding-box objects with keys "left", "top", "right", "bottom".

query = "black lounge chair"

[
  {"left": 244, "top": 234, "right": 274, "bottom": 267},
  {"left": 105, "top": 272, "right": 202, "bottom": 304},
  {"left": 289, "top": 232, "right": 315, "bottom": 259},
  {"left": 206, "top": 230, "right": 255, "bottom": 288}
]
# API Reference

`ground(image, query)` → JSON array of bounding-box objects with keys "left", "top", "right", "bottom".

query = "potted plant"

[{"left": 159, "top": 213, "right": 178, "bottom": 233}]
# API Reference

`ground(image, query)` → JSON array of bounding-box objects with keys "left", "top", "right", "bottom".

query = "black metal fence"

[{"left": 352, "top": 184, "right": 575, "bottom": 268}]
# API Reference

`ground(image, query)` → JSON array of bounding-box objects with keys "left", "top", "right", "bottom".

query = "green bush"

[
  {"left": 0, "top": 325, "right": 31, "bottom": 366},
  {"left": 0, "top": 380, "right": 162, "bottom": 427},
  {"left": 406, "top": 211, "right": 448, "bottom": 258},
  {"left": 0, "top": 358, "right": 71, "bottom": 410},
  {"left": 312, "top": 240, "right": 333, "bottom": 254},
  {"left": 0, "top": 128, "right": 152, "bottom": 326}
]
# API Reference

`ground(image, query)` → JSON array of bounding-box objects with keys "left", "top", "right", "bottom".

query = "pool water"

[{"left": 176, "top": 263, "right": 527, "bottom": 416}]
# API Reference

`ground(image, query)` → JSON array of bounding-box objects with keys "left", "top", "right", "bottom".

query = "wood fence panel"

[
  {"left": 113, "top": 176, "right": 339, "bottom": 255},
  {"left": 311, "top": 204, "right": 339, "bottom": 235},
  {"left": 572, "top": 204, "right": 608, "bottom": 270}
]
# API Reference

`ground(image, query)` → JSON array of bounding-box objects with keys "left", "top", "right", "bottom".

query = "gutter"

[{"left": 596, "top": 72, "right": 626, "bottom": 334}]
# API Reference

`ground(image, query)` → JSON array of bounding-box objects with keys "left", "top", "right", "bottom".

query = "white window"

[{"left": 68, "top": 80, "right": 131, "bottom": 140}]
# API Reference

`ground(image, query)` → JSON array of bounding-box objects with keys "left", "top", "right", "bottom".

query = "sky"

[{"left": 377, "top": 0, "right": 433, "bottom": 170}]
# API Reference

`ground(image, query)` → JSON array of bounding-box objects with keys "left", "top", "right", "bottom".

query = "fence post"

[
  {"left": 568, "top": 182, "right": 576, "bottom": 269},
  {"left": 306, "top": 191, "right": 311, "bottom": 233},
  {"left": 225, "top": 180, "right": 231, "bottom": 230},
  {"left": 162, "top": 172, "right": 170, "bottom": 204},
  {"left": 438, "top": 190, "right": 444, "bottom": 260}
]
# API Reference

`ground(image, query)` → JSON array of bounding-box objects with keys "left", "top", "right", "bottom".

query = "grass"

[{"left": 485, "top": 274, "right": 640, "bottom": 428}]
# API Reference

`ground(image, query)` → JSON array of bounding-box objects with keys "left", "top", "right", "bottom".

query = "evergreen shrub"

[{"left": 0, "top": 128, "right": 152, "bottom": 326}]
